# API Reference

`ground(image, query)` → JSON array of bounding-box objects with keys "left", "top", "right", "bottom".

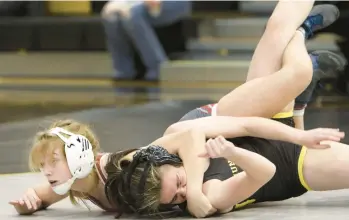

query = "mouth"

[{"left": 49, "top": 180, "right": 58, "bottom": 186}]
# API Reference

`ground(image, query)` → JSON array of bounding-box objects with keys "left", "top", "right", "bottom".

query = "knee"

[
  {"left": 265, "top": 15, "right": 284, "bottom": 34},
  {"left": 101, "top": 1, "right": 121, "bottom": 20},
  {"left": 288, "top": 56, "right": 313, "bottom": 87},
  {"left": 265, "top": 13, "right": 295, "bottom": 36}
]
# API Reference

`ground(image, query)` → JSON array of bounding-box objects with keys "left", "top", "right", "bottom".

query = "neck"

[{"left": 71, "top": 171, "right": 98, "bottom": 194}]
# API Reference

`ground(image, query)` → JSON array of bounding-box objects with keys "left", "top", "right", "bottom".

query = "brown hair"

[
  {"left": 29, "top": 119, "right": 100, "bottom": 206},
  {"left": 104, "top": 150, "right": 183, "bottom": 216}
]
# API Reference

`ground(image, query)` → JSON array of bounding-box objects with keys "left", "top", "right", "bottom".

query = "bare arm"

[
  {"left": 202, "top": 138, "right": 276, "bottom": 212},
  {"left": 34, "top": 183, "right": 68, "bottom": 208},
  {"left": 149, "top": 129, "right": 215, "bottom": 217},
  {"left": 150, "top": 129, "right": 209, "bottom": 194},
  {"left": 166, "top": 116, "right": 303, "bottom": 145}
]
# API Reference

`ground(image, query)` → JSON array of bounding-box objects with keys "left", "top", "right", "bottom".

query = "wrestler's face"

[
  {"left": 159, "top": 164, "right": 187, "bottom": 205},
  {"left": 40, "top": 147, "right": 72, "bottom": 187}
]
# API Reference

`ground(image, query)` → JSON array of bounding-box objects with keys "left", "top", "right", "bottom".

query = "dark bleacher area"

[
  {"left": 1, "top": 1, "right": 349, "bottom": 88},
  {"left": 0, "top": 1, "right": 244, "bottom": 52},
  {"left": 0, "top": 1, "right": 242, "bottom": 79}
]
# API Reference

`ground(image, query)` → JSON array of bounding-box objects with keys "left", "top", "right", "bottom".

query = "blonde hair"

[{"left": 29, "top": 119, "right": 101, "bottom": 206}]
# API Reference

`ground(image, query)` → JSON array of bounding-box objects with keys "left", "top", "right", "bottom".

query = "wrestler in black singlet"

[
  {"left": 179, "top": 103, "right": 295, "bottom": 127},
  {"left": 179, "top": 104, "right": 309, "bottom": 211},
  {"left": 203, "top": 137, "right": 307, "bottom": 211}
]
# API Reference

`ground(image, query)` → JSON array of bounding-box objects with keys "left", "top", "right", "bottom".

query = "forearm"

[
  {"left": 178, "top": 129, "right": 208, "bottom": 193},
  {"left": 168, "top": 116, "right": 303, "bottom": 145},
  {"left": 241, "top": 117, "right": 303, "bottom": 144},
  {"left": 204, "top": 144, "right": 276, "bottom": 212},
  {"left": 152, "top": 129, "right": 209, "bottom": 192},
  {"left": 227, "top": 146, "right": 275, "bottom": 183}
]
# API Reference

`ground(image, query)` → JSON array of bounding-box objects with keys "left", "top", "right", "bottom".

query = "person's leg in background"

[
  {"left": 120, "top": 1, "right": 192, "bottom": 81},
  {"left": 101, "top": 2, "right": 144, "bottom": 80},
  {"left": 102, "top": 13, "right": 138, "bottom": 80}
]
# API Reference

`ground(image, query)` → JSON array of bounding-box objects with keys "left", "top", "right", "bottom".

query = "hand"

[
  {"left": 297, "top": 128, "right": 345, "bottom": 149},
  {"left": 144, "top": 0, "right": 161, "bottom": 8},
  {"left": 144, "top": 0, "right": 161, "bottom": 16},
  {"left": 187, "top": 191, "right": 216, "bottom": 218},
  {"left": 101, "top": 1, "right": 132, "bottom": 18},
  {"left": 198, "top": 136, "right": 235, "bottom": 159},
  {"left": 9, "top": 188, "right": 42, "bottom": 215}
]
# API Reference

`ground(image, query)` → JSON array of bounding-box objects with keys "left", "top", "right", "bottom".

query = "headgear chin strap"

[{"left": 48, "top": 127, "right": 95, "bottom": 195}]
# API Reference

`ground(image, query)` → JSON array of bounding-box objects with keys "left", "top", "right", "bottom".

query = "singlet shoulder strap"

[{"left": 95, "top": 153, "right": 108, "bottom": 185}]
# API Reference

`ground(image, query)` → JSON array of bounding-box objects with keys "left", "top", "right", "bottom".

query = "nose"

[
  {"left": 178, "top": 186, "right": 187, "bottom": 200},
  {"left": 42, "top": 166, "right": 52, "bottom": 176}
]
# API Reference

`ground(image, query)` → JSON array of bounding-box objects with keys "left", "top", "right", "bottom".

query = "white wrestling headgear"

[{"left": 48, "top": 127, "right": 95, "bottom": 195}]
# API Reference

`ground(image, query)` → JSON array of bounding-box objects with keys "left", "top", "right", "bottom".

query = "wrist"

[
  {"left": 187, "top": 190, "right": 203, "bottom": 199},
  {"left": 186, "top": 185, "right": 202, "bottom": 195},
  {"left": 293, "top": 130, "right": 305, "bottom": 146},
  {"left": 223, "top": 145, "right": 236, "bottom": 159}
]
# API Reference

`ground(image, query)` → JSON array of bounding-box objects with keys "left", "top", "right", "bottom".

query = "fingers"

[
  {"left": 11, "top": 196, "right": 38, "bottom": 210},
  {"left": 315, "top": 144, "right": 331, "bottom": 149},
  {"left": 197, "top": 152, "right": 209, "bottom": 158},
  {"left": 318, "top": 129, "right": 345, "bottom": 142},
  {"left": 199, "top": 136, "right": 233, "bottom": 159},
  {"left": 199, "top": 138, "right": 224, "bottom": 159},
  {"left": 10, "top": 189, "right": 41, "bottom": 211},
  {"left": 216, "top": 136, "right": 226, "bottom": 145},
  {"left": 22, "top": 195, "right": 33, "bottom": 210},
  {"left": 324, "top": 135, "right": 341, "bottom": 142},
  {"left": 18, "top": 198, "right": 25, "bottom": 206},
  {"left": 206, "top": 139, "right": 217, "bottom": 158},
  {"left": 9, "top": 200, "right": 19, "bottom": 205},
  {"left": 318, "top": 128, "right": 345, "bottom": 139}
]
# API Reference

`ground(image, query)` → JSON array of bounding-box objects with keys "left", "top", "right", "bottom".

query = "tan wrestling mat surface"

[{"left": 2, "top": 173, "right": 349, "bottom": 220}]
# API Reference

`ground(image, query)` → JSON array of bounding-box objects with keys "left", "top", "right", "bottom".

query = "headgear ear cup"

[{"left": 48, "top": 127, "right": 95, "bottom": 195}]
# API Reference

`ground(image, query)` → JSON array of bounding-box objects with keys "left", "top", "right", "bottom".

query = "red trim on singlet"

[
  {"left": 198, "top": 103, "right": 216, "bottom": 114},
  {"left": 95, "top": 153, "right": 107, "bottom": 185},
  {"left": 87, "top": 153, "right": 119, "bottom": 213}
]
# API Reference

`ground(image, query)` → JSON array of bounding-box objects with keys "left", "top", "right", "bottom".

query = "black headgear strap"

[{"left": 121, "top": 145, "right": 182, "bottom": 214}]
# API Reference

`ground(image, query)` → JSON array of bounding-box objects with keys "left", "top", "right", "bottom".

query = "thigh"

[
  {"left": 246, "top": 1, "right": 314, "bottom": 81},
  {"left": 216, "top": 68, "right": 298, "bottom": 118},
  {"left": 303, "top": 141, "right": 349, "bottom": 191}
]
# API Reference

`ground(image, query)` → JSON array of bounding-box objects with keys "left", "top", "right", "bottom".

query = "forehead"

[
  {"left": 159, "top": 165, "right": 177, "bottom": 204},
  {"left": 31, "top": 139, "right": 64, "bottom": 162}
]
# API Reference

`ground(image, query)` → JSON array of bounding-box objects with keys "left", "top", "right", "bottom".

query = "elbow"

[
  {"left": 164, "top": 125, "right": 176, "bottom": 135},
  {"left": 187, "top": 128, "right": 206, "bottom": 140},
  {"left": 164, "top": 123, "right": 183, "bottom": 135},
  {"left": 251, "top": 161, "right": 276, "bottom": 185},
  {"left": 263, "top": 162, "right": 276, "bottom": 183},
  {"left": 164, "top": 123, "right": 205, "bottom": 139}
]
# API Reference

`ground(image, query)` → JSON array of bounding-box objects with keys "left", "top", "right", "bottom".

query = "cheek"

[
  {"left": 57, "top": 161, "right": 72, "bottom": 178},
  {"left": 160, "top": 173, "right": 176, "bottom": 204}
]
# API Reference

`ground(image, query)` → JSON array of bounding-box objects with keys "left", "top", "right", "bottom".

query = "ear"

[{"left": 119, "top": 158, "right": 132, "bottom": 170}]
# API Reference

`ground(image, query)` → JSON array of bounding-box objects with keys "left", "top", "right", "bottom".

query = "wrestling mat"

[{"left": 2, "top": 100, "right": 349, "bottom": 219}]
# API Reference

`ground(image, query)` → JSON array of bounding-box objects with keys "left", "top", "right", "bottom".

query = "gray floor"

[{"left": 3, "top": 100, "right": 349, "bottom": 219}]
